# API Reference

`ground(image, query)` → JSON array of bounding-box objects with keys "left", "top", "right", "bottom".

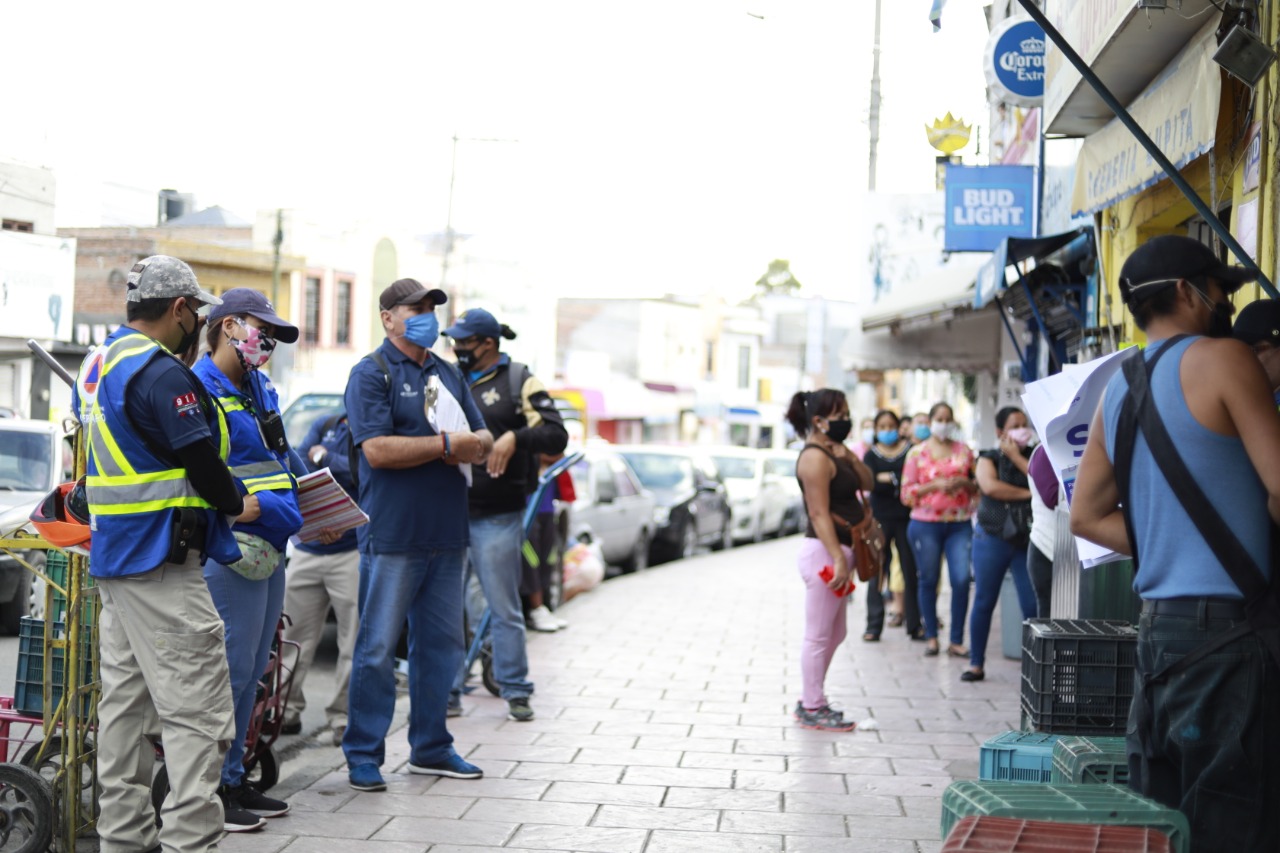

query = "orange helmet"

[{"left": 30, "top": 480, "right": 91, "bottom": 549}]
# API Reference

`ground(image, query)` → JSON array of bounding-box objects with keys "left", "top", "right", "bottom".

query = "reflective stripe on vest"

[
  {"left": 231, "top": 460, "right": 295, "bottom": 494},
  {"left": 83, "top": 336, "right": 230, "bottom": 516}
]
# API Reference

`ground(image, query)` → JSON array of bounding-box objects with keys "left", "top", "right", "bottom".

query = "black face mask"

[
  {"left": 454, "top": 346, "right": 480, "bottom": 371},
  {"left": 823, "top": 418, "right": 852, "bottom": 444},
  {"left": 1192, "top": 287, "right": 1233, "bottom": 338},
  {"left": 175, "top": 303, "right": 201, "bottom": 357}
]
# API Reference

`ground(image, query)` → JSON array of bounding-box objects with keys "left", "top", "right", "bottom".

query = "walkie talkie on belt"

[{"left": 167, "top": 507, "right": 207, "bottom": 564}]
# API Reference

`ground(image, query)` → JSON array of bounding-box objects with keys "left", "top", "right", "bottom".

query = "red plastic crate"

[{"left": 942, "top": 816, "right": 1173, "bottom": 852}]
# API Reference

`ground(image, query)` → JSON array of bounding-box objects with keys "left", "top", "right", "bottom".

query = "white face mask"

[{"left": 931, "top": 421, "right": 952, "bottom": 441}]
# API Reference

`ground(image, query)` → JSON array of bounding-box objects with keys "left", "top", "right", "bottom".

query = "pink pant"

[{"left": 796, "top": 537, "right": 853, "bottom": 710}]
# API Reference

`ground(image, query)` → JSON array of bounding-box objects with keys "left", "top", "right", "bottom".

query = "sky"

[{"left": 4, "top": 1, "right": 991, "bottom": 303}]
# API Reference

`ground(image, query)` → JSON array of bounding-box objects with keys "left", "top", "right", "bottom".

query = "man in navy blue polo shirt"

[{"left": 342, "top": 279, "right": 492, "bottom": 792}]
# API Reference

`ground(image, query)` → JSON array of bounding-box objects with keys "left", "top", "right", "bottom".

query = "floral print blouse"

[{"left": 900, "top": 440, "right": 977, "bottom": 523}]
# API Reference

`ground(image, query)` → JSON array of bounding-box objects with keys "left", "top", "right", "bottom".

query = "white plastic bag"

[{"left": 562, "top": 539, "right": 604, "bottom": 601}]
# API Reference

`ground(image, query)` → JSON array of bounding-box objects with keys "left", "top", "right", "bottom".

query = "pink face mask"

[
  {"left": 229, "top": 319, "right": 276, "bottom": 370},
  {"left": 1006, "top": 426, "right": 1034, "bottom": 447}
]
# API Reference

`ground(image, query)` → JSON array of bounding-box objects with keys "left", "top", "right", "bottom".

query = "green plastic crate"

[
  {"left": 44, "top": 550, "right": 96, "bottom": 628},
  {"left": 940, "top": 781, "right": 1188, "bottom": 853},
  {"left": 1052, "top": 736, "right": 1130, "bottom": 785},
  {"left": 14, "top": 616, "right": 95, "bottom": 717},
  {"left": 979, "top": 731, "right": 1060, "bottom": 783}
]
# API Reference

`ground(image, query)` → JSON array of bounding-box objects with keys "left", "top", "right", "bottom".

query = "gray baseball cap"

[{"left": 125, "top": 255, "right": 222, "bottom": 305}]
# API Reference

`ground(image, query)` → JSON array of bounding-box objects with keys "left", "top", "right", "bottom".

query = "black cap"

[
  {"left": 207, "top": 288, "right": 299, "bottom": 343},
  {"left": 379, "top": 278, "right": 447, "bottom": 311},
  {"left": 1232, "top": 299, "right": 1280, "bottom": 346},
  {"left": 1119, "top": 235, "right": 1259, "bottom": 306}
]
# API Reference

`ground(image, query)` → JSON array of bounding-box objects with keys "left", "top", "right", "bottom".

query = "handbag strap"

[{"left": 1116, "top": 338, "right": 1270, "bottom": 602}]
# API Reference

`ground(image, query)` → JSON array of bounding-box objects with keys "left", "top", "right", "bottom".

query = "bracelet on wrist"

[{"left": 442, "top": 431, "right": 452, "bottom": 459}]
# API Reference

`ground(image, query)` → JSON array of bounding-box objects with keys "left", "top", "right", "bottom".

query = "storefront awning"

[
  {"left": 849, "top": 310, "right": 1003, "bottom": 374},
  {"left": 861, "top": 256, "right": 990, "bottom": 333},
  {"left": 1069, "top": 21, "right": 1220, "bottom": 217},
  {"left": 974, "top": 226, "right": 1091, "bottom": 309},
  {"left": 1045, "top": 0, "right": 1218, "bottom": 137}
]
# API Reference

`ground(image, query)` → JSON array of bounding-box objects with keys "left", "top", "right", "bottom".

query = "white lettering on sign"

[
  {"left": 999, "top": 50, "right": 1045, "bottom": 83},
  {"left": 953, "top": 188, "right": 1025, "bottom": 227}
]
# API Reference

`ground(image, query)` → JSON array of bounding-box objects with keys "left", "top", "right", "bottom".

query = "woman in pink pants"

[{"left": 786, "top": 389, "right": 874, "bottom": 731}]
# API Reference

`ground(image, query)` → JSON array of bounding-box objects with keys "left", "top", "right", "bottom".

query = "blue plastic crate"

[{"left": 979, "top": 731, "right": 1059, "bottom": 783}]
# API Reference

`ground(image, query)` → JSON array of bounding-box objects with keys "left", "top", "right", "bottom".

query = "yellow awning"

[{"left": 1070, "top": 21, "right": 1220, "bottom": 218}]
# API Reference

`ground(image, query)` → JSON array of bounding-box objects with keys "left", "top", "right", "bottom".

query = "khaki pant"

[
  {"left": 281, "top": 547, "right": 359, "bottom": 729},
  {"left": 97, "top": 554, "right": 236, "bottom": 853}
]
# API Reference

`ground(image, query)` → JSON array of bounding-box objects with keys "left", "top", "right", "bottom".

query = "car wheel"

[
  {"left": 679, "top": 521, "right": 698, "bottom": 560},
  {"left": 625, "top": 529, "right": 651, "bottom": 572}
]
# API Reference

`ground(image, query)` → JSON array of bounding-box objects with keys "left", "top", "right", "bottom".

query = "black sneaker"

[
  {"left": 218, "top": 789, "right": 267, "bottom": 833},
  {"left": 234, "top": 783, "right": 290, "bottom": 818},
  {"left": 507, "top": 697, "right": 535, "bottom": 722}
]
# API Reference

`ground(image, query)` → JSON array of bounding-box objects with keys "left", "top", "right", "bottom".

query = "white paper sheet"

[
  {"left": 1021, "top": 347, "right": 1140, "bottom": 568},
  {"left": 426, "top": 374, "right": 473, "bottom": 485}
]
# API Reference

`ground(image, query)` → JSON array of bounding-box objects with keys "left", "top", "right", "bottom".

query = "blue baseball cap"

[
  {"left": 207, "top": 288, "right": 300, "bottom": 343},
  {"left": 443, "top": 308, "right": 502, "bottom": 340}
]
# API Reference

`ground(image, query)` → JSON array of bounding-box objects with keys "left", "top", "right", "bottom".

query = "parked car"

[
  {"left": 615, "top": 446, "right": 732, "bottom": 562},
  {"left": 567, "top": 449, "right": 656, "bottom": 573},
  {"left": 764, "top": 449, "right": 805, "bottom": 535},
  {"left": 0, "top": 419, "right": 71, "bottom": 633},
  {"left": 708, "top": 447, "right": 790, "bottom": 544},
  {"left": 282, "top": 392, "right": 345, "bottom": 451}
]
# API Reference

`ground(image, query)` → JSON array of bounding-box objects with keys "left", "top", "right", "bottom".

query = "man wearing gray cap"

[
  {"left": 342, "top": 278, "right": 493, "bottom": 792},
  {"left": 74, "top": 256, "right": 250, "bottom": 850},
  {"left": 1070, "top": 236, "right": 1280, "bottom": 849}
]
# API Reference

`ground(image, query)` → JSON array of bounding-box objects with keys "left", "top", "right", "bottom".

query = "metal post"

[
  {"left": 271, "top": 208, "right": 283, "bottom": 309},
  {"left": 440, "top": 134, "right": 460, "bottom": 294},
  {"left": 1017, "top": 0, "right": 1279, "bottom": 299},
  {"left": 867, "top": 0, "right": 883, "bottom": 192},
  {"left": 1015, "top": 260, "right": 1059, "bottom": 374},
  {"left": 994, "top": 293, "right": 1031, "bottom": 378}
]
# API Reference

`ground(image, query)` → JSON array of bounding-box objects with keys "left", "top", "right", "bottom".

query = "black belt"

[{"left": 1142, "top": 597, "right": 1247, "bottom": 620}]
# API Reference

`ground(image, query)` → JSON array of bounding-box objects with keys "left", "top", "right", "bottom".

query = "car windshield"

[
  {"left": 620, "top": 453, "right": 693, "bottom": 491},
  {"left": 283, "top": 395, "right": 345, "bottom": 449},
  {"left": 0, "top": 430, "right": 52, "bottom": 491},
  {"left": 711, "top": 456, "right": 756, "bottom": 480}
]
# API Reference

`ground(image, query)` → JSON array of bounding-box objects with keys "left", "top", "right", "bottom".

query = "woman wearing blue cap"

[{"left": 192, "top": 288, "right": 302, "bottom": 832}]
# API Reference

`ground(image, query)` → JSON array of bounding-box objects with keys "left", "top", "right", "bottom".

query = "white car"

[
  {"left": 764, "top": 450, "right": 805, "bottom": 535},
  {"left": 708, "top": 447, "right": 790, "bottom": 544},
  {"left": 567, "top": 449, "right": 657, "bottom": 573},
  {"left": 0, "top": 420, "right": 71, "bottom": 632}
]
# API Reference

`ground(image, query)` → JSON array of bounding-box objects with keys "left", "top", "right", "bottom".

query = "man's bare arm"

[
  {"left": 1213, "top": 340, "right": 1280, "bottom": 524},
  {"left": 362, "top": 434, "right": 447, "bottom": 469},
  {"left": 1069, "top": 402, "right": 1132, "bottom": 555}
]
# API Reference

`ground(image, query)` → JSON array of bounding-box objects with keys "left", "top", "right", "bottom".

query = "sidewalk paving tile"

[
  {"left": 542, "top": 780, "right": 667, "bottom": 807},
  {"left": 506, "top": 823, "right": 649, "bottom": 852},
  {"left": 461, "top": 797, "right": 598, "bottom": 826},
  {"left": 371, "top": 815, "right": 517, "bottom": 847},
  {"left": 270, "top": 539, "right": 1023, "bottom": 852},
  {"left": 593, "top": 803, "right": 719, "bottom": 831}
]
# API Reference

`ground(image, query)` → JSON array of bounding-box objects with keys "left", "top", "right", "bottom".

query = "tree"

[{"left": 754, "top": 259, "right": 802, "bottom": 297}]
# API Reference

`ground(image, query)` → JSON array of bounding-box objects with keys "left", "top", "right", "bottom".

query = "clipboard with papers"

[{"left": 294, "top": 467, "right": 369, "bottom": 543}]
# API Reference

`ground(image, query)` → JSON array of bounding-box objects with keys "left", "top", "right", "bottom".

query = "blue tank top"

[{"left": 1103, "top": 337, "right": 1270, "bottom": 599}]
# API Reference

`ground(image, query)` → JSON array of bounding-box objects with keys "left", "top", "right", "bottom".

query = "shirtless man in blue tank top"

[{"left": 1071, "top": 235, "right": 1280, "bottom": 852}]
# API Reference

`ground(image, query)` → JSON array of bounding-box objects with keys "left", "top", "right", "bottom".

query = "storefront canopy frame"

[{"left": 1017, "top": 0, "right": 1278, "bottom": 300}]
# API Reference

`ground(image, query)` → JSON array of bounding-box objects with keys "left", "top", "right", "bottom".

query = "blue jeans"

[
  {"left": 909, "top": 519, "right": 972, "bottom": 646},
  {"left": 203, "top": 555, "right": 287, "bottom": 787},
  {"left": 968, "top": 527, "right": 1037, "bottom": 668},
  {"left": 343, "top": 548, "right": 466, "bottom": 769},
  {"left": 467, "top": 511, "right": 532, "bottom": 700}
]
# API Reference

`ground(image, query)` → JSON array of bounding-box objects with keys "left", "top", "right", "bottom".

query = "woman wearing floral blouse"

[{"left": 900, "top": 402, "right": 979, "bottom": 657}]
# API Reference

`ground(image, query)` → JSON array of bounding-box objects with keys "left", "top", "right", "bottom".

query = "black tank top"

[{"left": 798, "top": 444, "right": 863, "bottom": 545}]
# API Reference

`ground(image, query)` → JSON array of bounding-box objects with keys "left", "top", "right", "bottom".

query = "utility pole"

[
  {"left": 438, "top": 135, "right": 518, "bottom": 297},
  {"left": 867, "top": 0, "right": 883, "bottom": 192},
  {"left": 270, "top": 208, "right": 283, "bottom": 309}
]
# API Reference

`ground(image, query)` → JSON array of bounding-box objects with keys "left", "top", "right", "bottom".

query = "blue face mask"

[
  {"left": 877, "top": 429, "right": 900, "bottom": 445},
  {"left": 913, "top": 423, "right": 931, "bottom": 441},
  {"left": 402, "top": 312, "right": 439, "bottom": 349}
]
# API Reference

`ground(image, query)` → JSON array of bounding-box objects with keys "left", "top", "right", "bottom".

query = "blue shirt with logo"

[{"left": 345, "top": 339, "right": 486, "bottom": 554}]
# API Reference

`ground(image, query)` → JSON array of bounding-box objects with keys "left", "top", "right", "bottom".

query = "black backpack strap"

[
  {"left": 508, "top": 361, "right": 532, "bottom": 418},
  {"left": 347, "top": 350, "right": 393, "bottom": 494}
]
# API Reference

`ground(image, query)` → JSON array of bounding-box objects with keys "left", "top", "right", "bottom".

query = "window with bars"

[
  {"left": 1, "top": 220, "right": 34, "bottom": 233},
  {"left": 304, "top": 276, "right": 321, "bottom": 345},
  {"left": 336, "top": 280, "right": 352, "bottom": 346}
]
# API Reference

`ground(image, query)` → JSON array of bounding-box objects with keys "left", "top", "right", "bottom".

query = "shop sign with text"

[{"left": 944, "top": 165, "right": 1036, "bottom": 252}]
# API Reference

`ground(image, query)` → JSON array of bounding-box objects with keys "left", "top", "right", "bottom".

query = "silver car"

[
  {"left": 709, "top": 447, "right": 791, "bottom": 544},
  {"left": 567, "top": 449, "right": 656, "bottom": 573}
]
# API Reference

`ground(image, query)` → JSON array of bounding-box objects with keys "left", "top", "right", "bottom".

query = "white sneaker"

[{"left": 528, "top": 605, "right": 560, "bottom": 633}]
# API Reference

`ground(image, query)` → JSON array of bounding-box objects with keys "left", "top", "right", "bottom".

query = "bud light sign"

[
  {"left": 985, "top": 17, "right": 1045, "bottom": 107},
  {"left": 944, "top": 164, "right": 1036, "bottom": 252}
]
